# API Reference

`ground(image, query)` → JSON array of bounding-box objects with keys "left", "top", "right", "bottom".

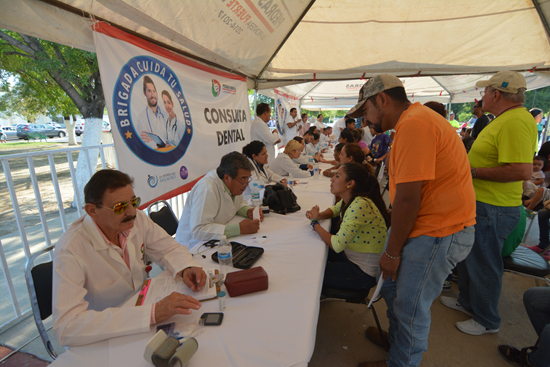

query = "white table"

[{"left": 50, "top": 174, "right": 335, "bottom": 367}]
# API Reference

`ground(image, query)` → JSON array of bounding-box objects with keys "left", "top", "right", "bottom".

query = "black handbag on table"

[{"left": 262, "top": 183, "right": 301, "bottom": 215}]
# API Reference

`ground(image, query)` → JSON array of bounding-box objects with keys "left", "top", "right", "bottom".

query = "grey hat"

[{"left": 347, "top": 74, "right": 404, "bottom": 118}]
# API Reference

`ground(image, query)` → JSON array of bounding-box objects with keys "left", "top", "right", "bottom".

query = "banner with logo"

[
  {"left": 274, "top": 88, "right": 298, "bottom": 136},
  {"left": 93, "top": 22, "right": 250, "bottom": 208}
]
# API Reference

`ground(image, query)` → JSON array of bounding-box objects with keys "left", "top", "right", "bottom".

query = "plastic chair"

[
  {"left": 503, "top": 246, "right": 550, "bottom": 287},
  {"left": 321, "top": 286, "right": 389, "bottom": 351},
  {"left": 147, "top": 200, "right": 179, "bottom": 236},
  {"left": 24, "top": 245, "right": 58, "bottom": 359}
]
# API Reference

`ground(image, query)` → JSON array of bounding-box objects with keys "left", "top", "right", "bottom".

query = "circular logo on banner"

[{"left": 112, "top": 56, "right": 193, "bottom": 166}]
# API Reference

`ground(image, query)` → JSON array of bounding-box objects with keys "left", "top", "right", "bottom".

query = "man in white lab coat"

[
  {"left": 175, "top": 152, "right": 263, "bottom": 249},
  {"left": 282, "top": 107, "right": 302, "bottom": 145},
  {"left": 53, "top": 170, "right": 207, "bottom": 347},
  {"left": 250, "top": 103, "right": 280, "bottom": 164}
]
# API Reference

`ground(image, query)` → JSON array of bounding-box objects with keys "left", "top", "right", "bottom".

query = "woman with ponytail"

[
  {"left": 242, "top": 140, "right": 287, "bottom": 187},
  {"left": 306, "top": 162, "right": 390, "bottom": 291}
]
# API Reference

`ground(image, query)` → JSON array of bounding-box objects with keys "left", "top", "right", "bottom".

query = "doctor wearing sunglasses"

[{"left": 52, "top": 169, "right": 206, "bottom": 347}]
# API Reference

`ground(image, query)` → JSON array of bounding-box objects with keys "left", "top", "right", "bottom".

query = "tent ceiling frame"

[
  {"left": 256, "top": 0, "right": 317, "bottom": 80},
  {"left": 300, "top": 82, "right": 323, "bottom": 101},
  {"left": 533, "top": 0, "right": 550, "bottom": 40},
  {"left": 38, "top": 0, "right": 251, "bottom": 80}
]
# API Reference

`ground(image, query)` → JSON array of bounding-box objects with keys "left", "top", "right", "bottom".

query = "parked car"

[
  {"left": 77, "top": 120, "right": 111, "bottom": 135},
  {"left": 45, "top": 122, "right": 65, "bottom": 129},
  {"left": 16, "top": 124, "right": 67, "bottom": 139},
  {"left": 1, "top": 126, "right": 18, "bottom": 140}
]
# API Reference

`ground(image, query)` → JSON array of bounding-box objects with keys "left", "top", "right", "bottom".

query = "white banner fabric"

[
  {"left": 274, "top": 89, "right": 298, "bottom": 136},
  {"left": 93, "top": 23, "right": 251, "bottom": 208}
]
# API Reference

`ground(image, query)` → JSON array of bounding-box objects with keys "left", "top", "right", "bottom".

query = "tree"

[
  {"left": 0, "top": 30, "right": 106, "bottom": 207},
  {"left": 248, "top": 90, "right": 274, "bottom": 117}
]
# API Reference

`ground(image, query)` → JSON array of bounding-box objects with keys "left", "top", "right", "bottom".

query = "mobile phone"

[{"left": 200, "top": 312, "right": 224, "bottom": 326}]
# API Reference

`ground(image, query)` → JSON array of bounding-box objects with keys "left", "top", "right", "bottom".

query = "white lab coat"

[
  {"left": 314, "top": 119, "right": 325, "bottom": 131},
  {"left": 361, "top": 126, "right": 374, "bottom": 146},
  {"left": 333, "top": 118, "right": 346, "bottom": 140},
  {"left": 250, "top": 116, "right": 279, "bottom": 164},
  {"left": 248, "top": 157, "right": 283, "bottom": 184},
  {"left": 283, "top": 115, "right": 300, "bottom": 145},
  {"left": 175, "top": 170, "right": 249, "bottom": 249},
  {"left": 305, "top": 143, "right": 318, "bottom": 156},
  {"left": 270, "top": 153, "right": 312, "bottom": 178},
  {"left": 52, "top": 210, "right": 199, "bottom": 347}
]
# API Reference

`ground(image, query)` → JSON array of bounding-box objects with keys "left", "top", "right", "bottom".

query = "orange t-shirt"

[{"left": 389, "top": 103, "right": 476, "bottom": 238}]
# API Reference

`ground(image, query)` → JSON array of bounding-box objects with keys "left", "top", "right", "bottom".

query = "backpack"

[{"left": 262, "top": 183, "right": 300, "bottom": 215}]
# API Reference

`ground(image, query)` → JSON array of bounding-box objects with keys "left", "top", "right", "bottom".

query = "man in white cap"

[
  {"left": 440, "top": 71, "right": 537, "bottom": 335},
  {"left": 349, "top": 74, "right": 476, "bottom": 367}
]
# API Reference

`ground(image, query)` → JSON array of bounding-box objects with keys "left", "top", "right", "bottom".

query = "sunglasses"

[{"left": 96, "top": 197, "right": 141, "bottom": 215}]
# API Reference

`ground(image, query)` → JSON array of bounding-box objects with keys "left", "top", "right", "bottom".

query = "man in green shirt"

[{"left": 441, "top": 71, "right": 537, "bottom": 336}]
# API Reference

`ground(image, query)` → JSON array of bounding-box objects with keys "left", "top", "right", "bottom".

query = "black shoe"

[{"left": 497, "top": 345, "right": 534, "bottom": 366}]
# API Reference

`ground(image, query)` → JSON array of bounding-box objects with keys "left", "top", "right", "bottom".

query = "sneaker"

[
  {"left": 524, "top": 244, "right": 543, "bottom": 254},
  {"left": 456, "top": 319, "right": 499, "bottom": 335},
  {"left": 439, "top": 296, "right": 474, "bottom": 317},
  {"left": 497, "top": 345, "right": 534, "bottom": 367},
  {"left": 442, "top": 280, "right": 452, "bottom": 292}
]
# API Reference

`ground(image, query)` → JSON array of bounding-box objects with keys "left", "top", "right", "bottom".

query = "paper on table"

[
  {"left": 143, "top": 269, "right": 218, "bottom": 304},
  {"left": 253, "top": 206, "right": 260, "bottom": 221},
  {"left": 367, "top": 275, "right": 385, "bottom": 308}
]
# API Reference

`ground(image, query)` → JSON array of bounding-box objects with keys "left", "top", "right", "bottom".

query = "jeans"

[
  {"left": 537, "top": 209, "right": 550, "bottom": 250},
  {"left": 524, "top": 287, "right": 550, "bottom": 367},
  {"left": 381, "top": 226, "right": 475, "bottom": 367},
  {"left": 457, "top": 202, "right": 520, "bottom": 330},
  {"left": 322, "top": 250, "right": 377, "bottom": 291}
]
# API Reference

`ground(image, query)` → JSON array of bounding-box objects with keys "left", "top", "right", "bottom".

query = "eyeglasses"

[
  {"left": 234, "top": 176, "right": 252, "bottom": 187},
  {"left": 96, "top": 197, "right": 141, "bottom": 215}
]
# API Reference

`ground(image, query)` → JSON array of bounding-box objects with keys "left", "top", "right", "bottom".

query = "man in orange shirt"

[{"left": 348, "top": 75, "right": 477, "bottom": 367}]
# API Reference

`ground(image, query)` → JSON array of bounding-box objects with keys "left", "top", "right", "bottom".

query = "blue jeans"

[
  {"left": 537, "top": 208, "right": 550, "bottom": 250},
  {"left": 524, "top": 287, "right": 550, "bottom": 367},
  {"left": 381, "top": 226, "right": 475, "bottom": 367},
  {"left": 457, "top": 202, "right": 520, "bottom": 330},
  {"left": 323, "top": 250, "right": 377, "bottom": 291}
]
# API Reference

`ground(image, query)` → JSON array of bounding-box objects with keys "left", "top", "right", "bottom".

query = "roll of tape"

[{"left": 144, "top": 330, "right": 168, "bottom": 364}]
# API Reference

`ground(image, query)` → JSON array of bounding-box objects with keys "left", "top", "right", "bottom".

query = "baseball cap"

[
  {"left": 475, "top": 71, "right": 526, "bottom": 94},
  {"left": 347, "top": 74, "right": 404, "bottom": 118}
]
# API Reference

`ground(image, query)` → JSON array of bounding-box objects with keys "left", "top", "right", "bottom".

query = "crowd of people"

[{"left": 50, "top": 70, "right": 549, "bottom": 367}]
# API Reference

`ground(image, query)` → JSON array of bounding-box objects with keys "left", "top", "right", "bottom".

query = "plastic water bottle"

[
  {"left": 308, "top": 154, "right": 314, "bottom": 165},
  {"left": 314, "top": 162, "right": 320, "bottom": 179},
  {"left": 257, "top": 177, "right": 265, "bottom": 201},
  {"left": 251, "top": 182, "right": 261, "bottom": 207},
  {"left": 218, "top": 236, "right": 233, "bottom": 276},
  {"left": 287, "top": 176, "right": 294, "bottom": 187}
]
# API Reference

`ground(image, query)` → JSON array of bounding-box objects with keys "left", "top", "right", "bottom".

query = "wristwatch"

[
  {"left": 311, "top": 221, "right": 320, "bottom": 231},
  {"left": 471, "top": 168, "right": 477, "bottom": 178}
]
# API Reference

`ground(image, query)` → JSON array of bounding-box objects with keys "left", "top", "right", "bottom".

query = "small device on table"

[{"left": 200, "top": 312, "right": 224, "bottom": 326}]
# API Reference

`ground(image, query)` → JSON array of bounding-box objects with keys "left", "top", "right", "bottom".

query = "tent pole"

[
  {"left": 533, "top": 0, "right": 550, "bottom": 39},
  {"left": 253, "top": 84, "right": 258, "bottom": 118}
]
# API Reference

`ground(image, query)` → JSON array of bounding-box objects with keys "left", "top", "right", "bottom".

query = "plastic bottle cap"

[{"left": 218, "top": 291, "right": 226, "bottom": 297}]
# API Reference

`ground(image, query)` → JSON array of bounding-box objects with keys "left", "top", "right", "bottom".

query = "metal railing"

[{"left": 0, "top": 143, "right": 116, "bottom": 331}]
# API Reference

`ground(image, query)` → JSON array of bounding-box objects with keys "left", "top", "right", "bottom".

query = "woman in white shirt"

[
  {"left": 270, "top": 140, "right": 312, "bottom": 178},
  {"left": 242, "top": 141, "right": 287, "bottom": 186}
]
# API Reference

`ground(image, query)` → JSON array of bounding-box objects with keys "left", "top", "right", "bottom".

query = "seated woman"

[
  {"left": 306, "top": 162, "right": 390, "bottom": 291},
  {"left": 242, "top": 140, "right": 287, "bottom": 187},
  {"left": 351, "top": 129, "right": 369, "bottom": 155},
  {"left": 340, "top": 143, "right": 375, "bottom": 176},
  {"left": 270, "top": 139, "right": 312, "bottom": 178},
  {"left": 323, "top": 143, "right": 345, "bottom": 178}
]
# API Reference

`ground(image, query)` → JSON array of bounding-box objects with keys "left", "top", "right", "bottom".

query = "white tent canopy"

[
  {"left": 3, "top": 0, "right": 550, "bottom": 91},
  {"left": 259, "top": 71, "right": 550, "bottom": 109}
]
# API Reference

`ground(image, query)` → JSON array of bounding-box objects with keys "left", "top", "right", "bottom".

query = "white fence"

[{"left": 0, "top": 143, "right": 117, "bottom": 331}]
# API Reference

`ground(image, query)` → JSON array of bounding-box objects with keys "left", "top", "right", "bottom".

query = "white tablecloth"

[{"left": 50, "top": 176, "right": 335, "bottom": 367}]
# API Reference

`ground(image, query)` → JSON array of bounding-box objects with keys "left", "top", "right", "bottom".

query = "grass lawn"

[{"left": 0, "top": 141, "right": 77, "bottom": 156}]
